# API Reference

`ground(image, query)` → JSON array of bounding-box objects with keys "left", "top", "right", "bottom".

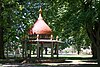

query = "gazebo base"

[{"left": 34, "top": 58, "right": 65, "bottom": 63}]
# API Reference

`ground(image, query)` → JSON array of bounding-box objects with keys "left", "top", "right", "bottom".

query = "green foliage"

[{"left": 1, "top": 0, "right": 100, "bottom": 56}]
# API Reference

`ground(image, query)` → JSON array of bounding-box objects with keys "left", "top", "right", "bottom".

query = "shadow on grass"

[
  {"left": 81, "top": 60, "right": 97, "bottom": 63},
  {"left": 1, "top": 63, "right": 98, "bottom": 67},
  {"left": 0, "top": 56, "right": 98, "bottom": 67},
  {"left": 64, "top": 57, "right": 96, "bottom": 60},
  {"left": 0, "top": 57, "right": 97, "bottom": 63},
  {"left": 57, "top": 64, "right": 98, "bottom": 67},
  {"left": 21, "top": 64, "right": 98, "bottom": 67}
]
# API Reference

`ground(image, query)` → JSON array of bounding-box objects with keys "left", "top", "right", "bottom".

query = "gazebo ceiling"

[{"left": 29, "top": 8, "right": 52, "bottom": 35}]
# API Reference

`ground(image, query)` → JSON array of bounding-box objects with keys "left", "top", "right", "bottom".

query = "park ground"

[{"left": 0, "top": 54, "right": 98, "bottom": 67}]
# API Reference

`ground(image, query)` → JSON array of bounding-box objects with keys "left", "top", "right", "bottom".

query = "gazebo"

[{"left": 27, "top": 8, "right": 63, "bottom": 59}]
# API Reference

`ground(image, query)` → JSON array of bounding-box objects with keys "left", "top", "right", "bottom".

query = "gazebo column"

[
  {"left": 37, "top": 42, "right": 40, "bottom": 58},
  {"left": 51, "top": 42, "right": 54, "bottom": 58},
  {"left": 57, "top": 43, "right": 59, "bottom": 58},
  {"left": 45, "top": 47, "right": 47, "bottom": 55},
  {"left": 56, "top": 36, "right": 59, "bottom": 58},
  {"left": 29, "top": 45, "right": 32, "bottom": 58},
  {"left": 41, "top": 44, "right": 43, "bottom": 58},
  {"left": 51, "top": 35, "right": 53, "bottom": 58},
  {"left": 54, "top": 44, "right": 57, "bottom": 54},
  {"left": 37, "top": 34, "right": 40, "bottom": 58}
]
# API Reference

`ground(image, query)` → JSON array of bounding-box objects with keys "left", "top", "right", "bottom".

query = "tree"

[
  {"left": 0, "top": 1, "right": 99, "bottom": 66},
  {"left": 0, "top": 0, "right": 5, "bottom": 58},
  {"left": 79, "top": 0, "right": 100, "bottom": 65},
  {"left": 47, "top": 0, "right": 100, "bottom": 65},
  {"left": 61, "top": 0, "right": 100, "bottom": 65}
]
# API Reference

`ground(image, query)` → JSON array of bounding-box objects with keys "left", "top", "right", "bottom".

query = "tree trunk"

[
  {"left": 77, "top": 45, "right": 81, "bottom": 55},
  {"left": 0, "top": 27, "right": 5, "bottom": 59},
  {"left": 77, "top": 50, "right": 80, "bottom": 55},
  {"left": 91, "top": 43, "right": 97, "bottom": 59},
  {"left": 86, "top": 22, "right": 100, "bottom": 66},
  {"left": 97, "top": 46, "right": 100, "bottom": 66}
]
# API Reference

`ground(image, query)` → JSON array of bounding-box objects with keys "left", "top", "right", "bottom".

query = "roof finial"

[
  {"left": 39, "top": 6, "right": 42, "bottom": 14},
  {"left": 38, "top": 6, "right": 43, "bottom": 20}
]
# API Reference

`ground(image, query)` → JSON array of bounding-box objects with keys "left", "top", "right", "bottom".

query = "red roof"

[{"left": 28, "top": 8, "right": 52, "bottom": 35}]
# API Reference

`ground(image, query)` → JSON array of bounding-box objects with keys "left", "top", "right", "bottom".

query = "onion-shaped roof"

[{"left": 28, "top": 8, "right": 52, "bottom": 35}]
